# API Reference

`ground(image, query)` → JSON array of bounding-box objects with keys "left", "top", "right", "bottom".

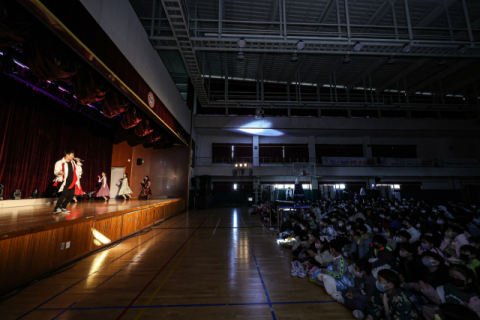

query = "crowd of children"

[{"left": 269, "top": 198, "right": 480, "bottom": 320}]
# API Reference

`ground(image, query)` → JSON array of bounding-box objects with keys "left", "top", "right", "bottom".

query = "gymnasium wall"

[{"left": 112, "top": 141, "right": 190, "bottom": 199}]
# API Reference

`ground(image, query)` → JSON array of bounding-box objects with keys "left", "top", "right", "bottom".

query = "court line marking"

[
  {"left": 50, "top": 302, "right": 76, "bottom": 320},
  {"left": 15, "top": 213, "right": 191, "bottom": 320},
  {"left": 212, "top": 218, "right": 221, "bottom": 236},
  {"left": 239, "top": 211, "right": 277, "bottom": 320},
  {"left": 115, "top": 213, "right": 211, "bottom": 319},
  {"left": 134, "top": 232, "right": 202, "bottom": 319},
  {"left": 36, "top": 300, "right": 337, "bottom": 311}
]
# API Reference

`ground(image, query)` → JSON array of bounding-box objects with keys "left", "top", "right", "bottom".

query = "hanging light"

[
  {"left": 291, "top": 53, "right": 298, "bottom": 62},
  {"left": 402, "top": 43, "right": 412, "bottom": 53},
  {"left": 458, "top": 45, "right": 468, "bottom": 54},
  {"left": 237, "top": 51, "right": 245, "bottom": 61},
  {"left": 387, "top": 54, "right": 396, "bottom": 64},
  {"left": 296, "top": 40, "right": 305, "bottom": 50},
  {"left": 343, "top": 54, "right": 352, "bottom": 63},
  {"left": 353, "top": 41, "right": 363, "bottom": 51},
  {"left": 237, "top": 37, "right": 246, "bottom": 48}
]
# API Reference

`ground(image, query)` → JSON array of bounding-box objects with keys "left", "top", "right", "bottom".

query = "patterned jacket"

[{"left": 367, "top": 288, "right": 419, "bottom": 320}]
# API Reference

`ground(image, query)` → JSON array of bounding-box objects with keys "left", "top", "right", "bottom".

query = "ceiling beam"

[
  {"left": 313, "top": 0, "right": 336, "bottom": 32},
  {"left": 256, "top": 0, "right": 280, "bottom": 80},
  {"left": 376, "top": 58, "right": 430, "bottom": 93},
  {"left": 315, "top": 57, "right": 344, "bottom": 88},
  {"left": 443, "top": 74, "right": 480, "bottom": 95},
  {"left": 408, "top": 59, "right": 475, "bottom": 94},
  {"left": 347, "top": 57, "right": 388, "bottom": 90},
  {"left": 361, "top": 0, "right": 399, "bottom": 32},
  {"left": 287, "top": 56, "right": 307, "bottom": 84},
  {"left": 414, "top": 0, "right": 457, "bottom": 28}
]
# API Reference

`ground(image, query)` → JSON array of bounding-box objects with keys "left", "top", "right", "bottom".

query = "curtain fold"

[
  {"left": 102, "top": 90, "right": 130, "bottom": 118},
  {"left": 0, "top": 0, "right": 33, "bottom": 47},
  {"left": 0, "top": 73, "right": 113, "bottom": 198},
  {"left": 134, "top": 119, "right": 153, "bottom": 137},
  {"left": 121, "top": 107, "right": 143, "bottom": 129},
  {"left": 71, "top": 66, "right": 110, "bottom": 105},
  {"left": 23, "top": 24, "right": 81, "bottom": 82}
]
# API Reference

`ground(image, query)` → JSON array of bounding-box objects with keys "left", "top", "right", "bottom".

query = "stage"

[
  {"left": 0, "top": 197, "right": 186, "bottom": 295},
  {"left": 0, "top": 198, "right": 176, "bottom": 236}
]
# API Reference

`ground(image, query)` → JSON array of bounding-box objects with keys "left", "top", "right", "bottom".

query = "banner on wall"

[
  {"left": 439, "top": 158, "right": 480, "bottom": 167},
  {"left": 379, "top": 158, "right": 435, "bottom": 167},
  {"left": 322, "top": 157, "right": 377, "bottom": 166}
]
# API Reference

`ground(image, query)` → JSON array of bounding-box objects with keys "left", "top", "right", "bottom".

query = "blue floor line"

[
  {"left": 35, "top": 300, "right": 337, "bottom": 311},
  {"left": 50, "top": 302, "right": 76, "bottom": 320},
  {"left": 240, "top": 211, "right": 277, "bottom": 320},
  {"left": 15, "top": 213, "right": 193, "bottom": 320}
]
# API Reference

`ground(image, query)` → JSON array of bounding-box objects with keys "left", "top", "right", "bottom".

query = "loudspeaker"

[{"left": 137, "top": 158, "right": 143, "bottom": 165}]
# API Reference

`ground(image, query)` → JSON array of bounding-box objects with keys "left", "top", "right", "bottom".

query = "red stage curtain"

[
  {"left": 23, "top": 24, "right": 81, "bottom": 82},
  {"left": 71, "top": 66, "right": 110, "bottom": 105},
  {"left": 0, "top": 73, "right": 113, "bottom": 198},
  {"left": 0, "top": 0, "right": 33, "bottom": 47},
  {"left": 121, "top": 107, "right": 143, "bottom": 129},
  {"left": 134, "top": 119, "right": 153, "bottom": 137},
  {"left": 102, "top": 90, "right": 130, "bottom": 118}
]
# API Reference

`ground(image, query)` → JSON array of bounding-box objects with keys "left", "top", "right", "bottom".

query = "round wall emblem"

[{"left": 148, "top": 92, "right": 155, "bottom": 108}]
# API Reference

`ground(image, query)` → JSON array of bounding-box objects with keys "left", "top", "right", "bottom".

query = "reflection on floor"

[{"left": 0, "top": 207, "right": 355, "bottom": 320}]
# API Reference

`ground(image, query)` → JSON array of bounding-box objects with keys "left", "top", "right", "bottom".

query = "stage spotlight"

[
  {"left": 291, "top": 53, "right": 298, "bottom": 62},
  {"left": 31, "top": 189, "right": 39, "bottom": 199},
  {"left": 296, "top": 40, "right": 305, "bottom": 50},
  {"left": 353, "top": 41, "right": 363, "bottom": 51},
  {"left": 244, "top": 163, "right": 247, "bottom": 167},
  {"left": 237, "top": 51, "right": 245, "bottom": 61},
  {"left": 0, "top": 184, "right": 3, "bottom": 200},
  {"left": 402, "top": 43, "right": 412, "bottom": 53},
  {"left": 237, "top": 38, "right": 246, "bottom": 48},
  {"left": 343, "top": 54, "right": 352, "bottom": 63},
  {"left": 12, "top": 189, "right": 21, "bottom": 200},
  {"left": 239, "top": 164, "right": 243, "bottom": 167},
  {"left": 235, "top": 164, "right": 238, "bottom": 167}
]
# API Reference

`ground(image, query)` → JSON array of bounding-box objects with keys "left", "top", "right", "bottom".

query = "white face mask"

[
  {"left": 399, "top": 250, "right": 409, "bottom": 258},
  {"left": 416, "top": 224, "right": 421, "bottom": 228},
  {"left": 346, "top": 226, "right": 351, "bottom": 231},
  {"left": 338, "top": 223, "right": 344, "bottom": 227},
  {"left": 394, "top": 236, "right": 403, "bottom": 243},
  {"left": 354, "top": 271, "right": 363, "bottom": 278}
]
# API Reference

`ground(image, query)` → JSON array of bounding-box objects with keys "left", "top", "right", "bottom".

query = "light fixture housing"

[
  {"left": 353, "top": 41, "right": 363, "bottom": 52},
  {"left": 438, "top": 58, "right": 447, "bottom": 66},
  {"left": 296, "top": 40, "right": 305, "bottom": 50},
  {"left": 291, "top": 53, "right": 298, "bottom": 62},
  {"left": 387, "top": 54, "right": 396, "bottom": 64},
  {"left": 402, "top": 43, "right": 412, "bottom": 53},
  {"left": 255, "top": 107, "right": 265, "bottom": 119},
  {"left": 343, "top": 54, "right": 351, "bottom": 63},
  {"left": 237, "top": 51, "right": 245, "bottom": 61},
  {"left": 237, "top": 37, "right": 246, "bottom": 48}
]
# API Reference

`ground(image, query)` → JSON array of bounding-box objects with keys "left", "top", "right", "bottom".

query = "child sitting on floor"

[{"left": 311, "top": 239, "right": 354, "bottom": 302}]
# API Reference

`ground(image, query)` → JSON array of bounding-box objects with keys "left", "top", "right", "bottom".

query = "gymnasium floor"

[{"left": 0, "top": 207, "right": 354, "bottom": 320}]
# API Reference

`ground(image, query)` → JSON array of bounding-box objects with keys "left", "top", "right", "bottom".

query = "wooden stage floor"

[
  {"left": 0, "top": 207, "right": 355, "bottom": 320},
  {"left": 0, "top": 199, "right": 178, "bottom": 236}
]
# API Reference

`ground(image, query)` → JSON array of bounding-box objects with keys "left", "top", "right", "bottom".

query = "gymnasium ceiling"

[{"left": 129, "top": 0, "right": 480, "bottom": 112}]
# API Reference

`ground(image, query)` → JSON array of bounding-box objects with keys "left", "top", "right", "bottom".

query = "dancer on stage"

[
  {"left": 118, "top": 173, "right": 133, "bottom": 200},
  {"left": 97, "top": 172, "right": 110, "bottom": 201},
  {"left": 53, "top": 150, "right": 83, "bottom": 214},
  {"left": 73, "top": 158, "right": 84, "bottom": 202},
  {"left": 140, "top": 176, "right": 152, "bottom": 199}
]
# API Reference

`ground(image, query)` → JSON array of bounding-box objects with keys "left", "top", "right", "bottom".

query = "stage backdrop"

[{"left": 0, "top": 74, "right": 113, "bottom": 198}]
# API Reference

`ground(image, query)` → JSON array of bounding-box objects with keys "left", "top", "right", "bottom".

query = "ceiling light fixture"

[
  {"left": 291, "top": 53, "right": 298, "bottom": 62},
  {"left": 296, "top": 40, "right": 305, "bottom": 50},
  {"left": 343, "top": 54, "right": 351, "bottom": 63},
  {"left": 353, "top": 41, "right": 363, "bottom": 51},
  {"left": 402, "top": 43, "right": 412, "bottom": 53},
  {"left": 237, "top": 51, "right": 245, "bottom": 61},
  {"left": 438, "top": 58, "right": 447, "bottom": 66},
  {"left": 387, "top": 54, "right": 396, "bottom": 64},
  {"left": 237, "top": 37, "right": 246, "bottom": 48},
  {"left": 458, "top": 45, "right": 468, "bottom": 54}
]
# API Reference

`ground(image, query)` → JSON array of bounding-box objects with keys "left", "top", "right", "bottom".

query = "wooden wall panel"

[
  {"left": 122, "top": 211, "right": 135, "bottom": 236},
  {"left": 92, "top": 217, "right": 122, "bottom": 249}
]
